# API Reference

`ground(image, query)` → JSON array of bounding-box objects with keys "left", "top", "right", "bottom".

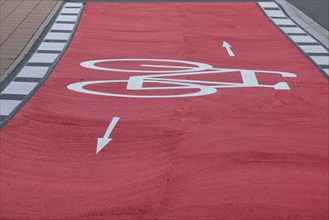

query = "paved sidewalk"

[{"left": 0, "top": 0, "right": 60, "bottom": 82}]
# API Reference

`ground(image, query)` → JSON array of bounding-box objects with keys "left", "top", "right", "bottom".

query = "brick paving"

[{"left": 0, "top": 0, "right": 59, "bottom": 82}]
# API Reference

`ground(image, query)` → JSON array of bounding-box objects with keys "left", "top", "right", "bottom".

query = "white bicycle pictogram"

[{"left": 67, "top": 58, "right": 297, "bottom": 98}]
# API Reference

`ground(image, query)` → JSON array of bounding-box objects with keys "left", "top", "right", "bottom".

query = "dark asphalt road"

[{"left": 288, "top": 0, "right": 329, "bottom": 30}]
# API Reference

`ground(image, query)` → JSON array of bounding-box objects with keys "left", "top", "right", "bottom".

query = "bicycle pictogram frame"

[{"left": 67, "top": 58, "right": 297, "bottom": 98}]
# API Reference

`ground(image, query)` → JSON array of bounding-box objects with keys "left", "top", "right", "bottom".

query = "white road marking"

[
  {"left": 258, "top": 2, "right": 278, "bottom": 8},
  {"left": 299, "top": 45, "right": 328, "bottom": 54},
  {"left": 222, "top": 41, "right": 235, "bottom": 57},
  {"left": 266, "top": 10, "right": 286, "bottom": 18},
  {"left": 259, "top": 1, "right": 328, "bottom": 77},
  {"left": 45, "top": 32, "right": 71, "bottom": 40},
  {"left": 97, "top": 117, "right": 120, "bottom": 154},
  {"left": 61, "top": 8, "right": 81, "bottom": 14},
  {"left": 64, "top": 2, "right": 83, "bottom": 7},
  {"left": 2, "top": 82, "right": 38, "bottom": 95},
  {"left": 272, "top": 18, "right": 295, "bottom": 25},
  {"left": 311, "top": 56, "right": 329, "bottom": 65},
  {"left": 81, "top": 58, "right": 212, "bottom": 73},
  {"left": 17, "top": 66, "right": 49, "bottom": 78},
  {"left": 68, "top": 58, "right": 296, "bottom": 98},
  {"left": 0, "top": 100, "right": 21, "bottom": 116},
  {"left": 38, "top": 42, "right": 66, "bottom": 51},
  {"left": 51, "top": 23, "right": 75, "bottom": 31},
  {"left": 281, "top": 27, "right": 306, "bottom": 34},
  {"left": 29, "top": 53, "right": 58, "bottom": 63},
  {"left": 56, "top": 15, "right": 78, "bottom": 22},
  {"left": 0, "top": 2, "right": 83, "bottom": 125},
  {"left": 290, "top": 35, "right": 317, "bottom": 43}
]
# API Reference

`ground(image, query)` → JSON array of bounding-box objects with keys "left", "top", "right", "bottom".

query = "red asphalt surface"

[{"left": 1, "top": 2, "right": 328, "bottom": 219}]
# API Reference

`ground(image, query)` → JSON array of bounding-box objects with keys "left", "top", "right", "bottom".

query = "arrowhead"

[
  {"left": 96, "top": 138, "right": 112, "bottom": 154},
  {"left": 222, "top": 41, "right": 231, "bottom": 48}
]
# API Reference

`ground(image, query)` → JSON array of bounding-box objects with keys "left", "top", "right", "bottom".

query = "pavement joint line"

[
  {"left": 14, "top": 77, "right": 41, "bottom": 83},
  {"left": 64, "top": 7, "right": 83, "bottom": 9},
  {"left": 307, "top": 53, "right": 329, "bottom": 56},
  {"left": 44, "top": 39, "right": 68, "bottom": 43},
  {"left": 297, "top": 42, "right": 319, "bottom": 46},
  {"left": 271, "top": 16, "right": 288, "bottom": 19},
  {"left": 0, "top": 94, "right": 26, "bottom": 100},
  {"left": 259, "top": 1, "right": 329, "bottom": 78},
  {"left": 37, "top": 50, "right": 62, "bottom": 54},
  {"left": 263, "top": 7, "right": 280, "bottom": 10},
  {"left": 287, "top": 33, "right": 308, "bottom": 36},
  {"left": 0, "top": 1, "right": 83, "bottom": 124},
  {"left": 25, "top": 63, "right": 53, "bottom": 67},
  {"left": 56, "top": 21, "right": 76, "bottom": 24},
  {"left": 50, "top": 30, "right": 72, "bottom": 33},
  {"left": 61, "top": 13, "right": 80, "bottom": 16},
  {"left": 278, "top": 24, "right": 298, "bottom": 27}
]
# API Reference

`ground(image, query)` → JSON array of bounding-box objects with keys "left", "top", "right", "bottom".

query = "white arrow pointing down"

[{"left": 96, "top": 117, "right": 120, "bottom": 154}]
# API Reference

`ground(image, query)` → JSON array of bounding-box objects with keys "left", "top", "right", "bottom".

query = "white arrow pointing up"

[
  {"left": 222, "top": 41, "right": 235, "bottom": 57},
  {"left": 97, "top": 117, "right": 120, "bottom": 154}
]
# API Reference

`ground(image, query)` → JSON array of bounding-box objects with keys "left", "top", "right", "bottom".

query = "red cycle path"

[{"left": 1, "top": 3, "right": 328, "bottom": 219}]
